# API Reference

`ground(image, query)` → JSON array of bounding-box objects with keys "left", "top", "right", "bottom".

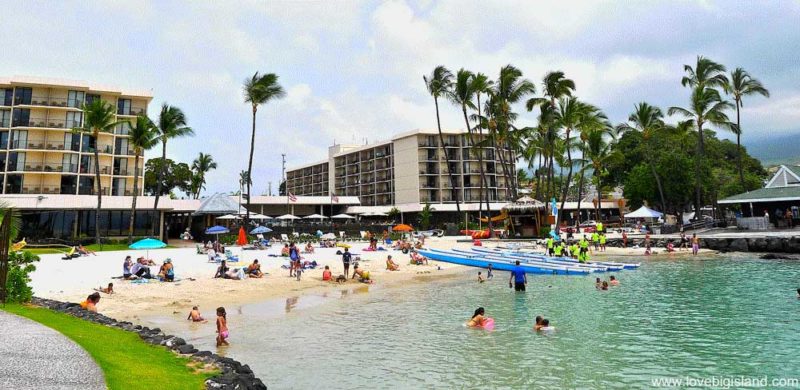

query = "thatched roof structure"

[{"left": 503, "top": 196, "right": 546, "bottom": 213}]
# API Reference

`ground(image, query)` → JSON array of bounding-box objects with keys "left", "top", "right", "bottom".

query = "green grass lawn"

[
  {"left": 26, "top": 244, "right": 175, "bottom": 255},
  {"left": 2, "top": 304, "right": 217, "bottom": 390}
]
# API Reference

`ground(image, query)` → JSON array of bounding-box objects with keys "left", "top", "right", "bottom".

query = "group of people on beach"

[
  {"left": 122, "top": 255, "right": 175, "bottom": 281},
  {"left": 545, "top": 235, "right": 600, "bottom": 263}
]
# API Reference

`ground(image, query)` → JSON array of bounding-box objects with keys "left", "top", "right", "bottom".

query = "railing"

[
  {"left": 82, "top": 144, "right": 114, "bottom": 154},
  {"left": 78, "top": 187, "right": 109, "bottom": 195},
  {"left": 117, "top": 106, "right": 147, "bottom": 116},
  {"left": 113, "top": 168, "right": 131, "bottom": 176},
  {"left": 12, "top": 117, "right": 78, "bottom": 129},
  {"left": 22, "top": 96, "right": 79, "bottom": 108},
  {"left": 9, "top": 139, "right": 72, "bottom": 151},
  {"left": 79, "top": 165, "right": 113, "bottom": 175},
  {"left": 418, "top": 141, "right": 438, "bottom": 147}
]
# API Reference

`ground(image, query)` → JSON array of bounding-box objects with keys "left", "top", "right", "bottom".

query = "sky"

[{"left": 1, "top": 0, "right": 799, "bottom": 196}]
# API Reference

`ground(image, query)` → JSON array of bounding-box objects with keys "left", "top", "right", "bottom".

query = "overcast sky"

[{"left": 2, "top": 1, "right": 798, "bottom": 195}]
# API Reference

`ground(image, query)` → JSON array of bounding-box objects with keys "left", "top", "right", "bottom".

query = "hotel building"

[
  {"left": 286, "top": 129, "right": 516, "bottom": 213},
  {"left": 0, "top": 76, "right": 151, "bottom": 196}
]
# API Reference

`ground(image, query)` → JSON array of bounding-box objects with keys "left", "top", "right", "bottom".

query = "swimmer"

[
  {"left": 466, "top": 307, "right": 486, "bottom": 328},
  {"left": 601, "top": 281, "right": 609, "bottom": 290},
  {"left": 797, "top": 288, "right": 800, "bottom": 298},
  {"left": 533, "top": 315, "right": 543, "bottom": 331},
  {"left": 187, "top": 306, "right": 207, "bottom": 323},
  {"left": 478, "top": 271, "right": 485, "bottom": 283},
  {"left": 595, "top": 277, "right": 602, "bottom": 289},
  {"left": 609, "top": 275, "right": 619, "bottom": 286},
  {"left": 539, "top": 319, "right": 554, "bottom": 332}
]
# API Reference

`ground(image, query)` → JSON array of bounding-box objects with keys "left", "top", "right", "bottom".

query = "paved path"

[{"left": 0, "top": 310, "right": 106, "bottom": 390}]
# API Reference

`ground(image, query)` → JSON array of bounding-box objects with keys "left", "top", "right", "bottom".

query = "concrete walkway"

[{"left": 0, "top": 310, "right": 105, "bottom": 390}]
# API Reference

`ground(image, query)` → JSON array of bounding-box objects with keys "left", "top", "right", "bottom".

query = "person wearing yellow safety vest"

[
  {"left": 580, "top": 236, "right": 589, "bottom": 254},
  {"left": 570, "top": 242, "right": 579, "bottom": 259},
  {"left": 554, "top": 241, "right": 564, "bottom": 257},
  {"left": 596, "top": 221, "right": 604, "bottom": 234},
  {"left": 546, "top": 237, "right": 555, "bottom": 256},
  {"left": 591, "top": 232, "right": 600, "bottom": 251},
  {"left": 599, "top": 233, "right": 607, "bottom": 252}
]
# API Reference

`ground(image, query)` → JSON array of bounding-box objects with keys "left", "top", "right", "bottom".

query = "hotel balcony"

[
  {"left": 18, "top": 96, "right": 83, "bottom": 109},
  {"left": 117, "top": 106, "right": 147, "bottom": 116},
  {"left": 12, "top": 117, "right": 78, "bottom": 129}
]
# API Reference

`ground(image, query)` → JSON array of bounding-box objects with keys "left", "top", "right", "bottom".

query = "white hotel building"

[{"left": 286, "top": 129, "right": 516, "bottom": 215}]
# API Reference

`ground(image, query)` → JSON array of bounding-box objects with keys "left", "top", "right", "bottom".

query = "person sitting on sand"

[
  {"left": 216, "top": 307, "right": 229, "bottom": 346},
  {"left": 214, "top": 260, "right": 229, "bottom": 279},
  {"left": 187, "top": 306, "right": 207, "bottom": 322},
  {"left": 533, "top": 315, "right": 543, "bottom": 331},
  {"left": 409, "top": 250, "right": 428, "bottom": 265},
  {"left": 94, "top": 283, "right": 113, "bottom": 294},
  {"left": 123, "top": 256, "right": 133, "bottom": 279},
  {"left": 322, "top": 265, "right": 332, "bottom": 281},
  {"left": 138, "top": 257, "right": 156, "bottom": 266},
  {"left": 247, "top": 260, "right": 263, "bottom": 278},
  {"left": 478, "top": 271, "right": 485, "bottom": 283},
  {"left": 386, "top": 255, "right": 400, "bottom": 271},
  {"left": 304, "top": 242, "right": 315, "bottom": 254},
  {"left": 158, "top": 259, "right": 174, "bottom": 281},
  {"left": 609, "top": 275, "right": 619, "bottom": 286},
  {"left": 351, "top": 265, "right": 371, "bottom": 282},
  {"left": 466, "top": 307, "right": 487, "bottom": 328},
  {"left": 130, "top": 261, "right": 152, "bottom": 279},
  {"left": 666, "top": 241, "right": 675, "bottom": 253},
  {"left": 281, "top": 244, "right": 290, "bottom": 257},
  {"left": 80, "top": 292, "right": 101, "bottom": 312},
  {"left": 77, "top": 245, "right": 96, "bottom": 256}
]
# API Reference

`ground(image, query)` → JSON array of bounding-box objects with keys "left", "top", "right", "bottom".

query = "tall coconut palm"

[
  {"left": 492, "top": 65, "right": 535, "bottom": 199},
  {"left": 723, "top": 67, "right": 769, "bottom": 188},
  {"left": 424, "top": 66, "right": 460, "bottom": 214},
  {"left": 574, "top": 112, "right": 611, "bottom": 223},
  {"left": 469, "top": 72, "right": 495, "bottom": 234},
  {"left": 243, "top": 72, "right": 285, "bottom": 227},
  {"left": 191, "top": 152, "right": 217, "bottom": 199},
  {"left": 127, "top": 115, "right": 158, "bottom": 243},
  {"left": 583, "top": 128, "right": 622, "bottom": 220},
  {"left": 617, "top": 103, "right": 669, "bottom": 211},
  {"left": 527, "top": 71, "right": 576, "bottom": 198},
  {"left": 669, "top": 85, "right": 733, "bottom": 217},
  {"left": 74, "top": 99, "right": 123, "bottom": 244},
  {"left": 153, "top": 104, "right": 194, "bottom": 219},
  {"left": 448, "top": 69, "right": 485, "bottom": 211}
]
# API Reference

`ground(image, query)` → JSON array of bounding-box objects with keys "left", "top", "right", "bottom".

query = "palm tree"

[
  {"left": 243, "top": 72, "right": 285, "bottom": 227},
  {"left": 527, "top": 71, "right": 576, "bottom": 198},
  {"left": 74, "top": 99, "right": 123, "bottom": 244},
  {"left": 669, "top": 85, "right": 733, "bottom": 217},
  {"left": 0, "top": 202, "right": 20, "bottom": 303},
  {"left": 583, "top": 128, "right": 622, "bottom": 220},
  {"left": 153, "top": 104, "right": 194, "bottom": 223},
  {"left": 191, "top": 152, "right": 217, "bottom": 199},
  {"left": 127, "top": 115, "right": 158, "bottom": 243},
  {"left": 618, "top": 103, "right": 669, "bottom": 211},
  {"left": 424, "top": 66, "right": 460, "bottom": 214},
  {"left": 492, "top": 65, "right": 535, "bottom": 199},
  {"left": 470, "top": 72, "right": 495, "bottom": 235},
  {"left": 723, "top": 67, "right": 769, "bottom": 188},
  {"left": 574, "top": 112, "right": 611, "bottom": 223}
]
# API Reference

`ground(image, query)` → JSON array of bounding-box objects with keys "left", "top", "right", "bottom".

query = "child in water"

[
  {"left": 609, "top": 275, "right": 619, "bottom": 286},
  {"left": 595, "top": 277, "right": 602, "bottom": 289},
  {"left": 216, "top": 307, "right": 229, "bottom": 346},
  {"left": 486, "top": 264, "right": 493, "bottom": 279},
  {"left": 533, "top": 315, "right": 543, "bottom": 331},
  {"left": 478, "top": 271, "right": 485, "bottom": 283},
  {"left": 539, "top": 319, "right": 554, "bottom": 332},
  {"left": 187, "top": 306, "right": 207, "bottom": 322},
  {"left": 467, "top": 307, "right": 487, "bottom": 327},
  {"left": 601, "top": 281, "right": 609, "bottom": 290}
]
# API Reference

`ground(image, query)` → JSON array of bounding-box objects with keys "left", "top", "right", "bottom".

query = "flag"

[
  {"left": 331, "top": 193, "right": 339, "bottom": 203},
  {"left": 288, "top": 192, "right": 297, "bottom": 202}
]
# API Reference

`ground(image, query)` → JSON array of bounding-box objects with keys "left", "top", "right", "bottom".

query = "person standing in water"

[
  {"left": 342, "top": 247, "right": 352, "bottom": 278},
  {"left": 509, "top": 260, "right": 527, "bottom": 292},
  {"left": 216, "top": 307, "right": 229, "bottom": 346},
  {"left": 486, "top": 263, "right": 494, "bottom": 279},
  {"left": 691, "top": 234, "right": 700, "bottom": 256}
]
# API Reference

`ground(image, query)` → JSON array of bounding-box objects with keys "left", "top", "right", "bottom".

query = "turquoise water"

[{"left": 150, "top": 255, "right": 800, "bottom": 389}]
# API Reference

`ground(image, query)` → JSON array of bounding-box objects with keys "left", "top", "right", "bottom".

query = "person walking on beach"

[
  {"left": 289, "top": 242, "right": 300, "bottom": 277},
  {"left": 680, "top": 232, "right": 688, "bottom": 251},
  {"left": 509, "top": 260, "right": 527, "bottom": 292},
  {"left": 342, "top": 247, "right": 352, "bottom": 278},
  {"left": 216, "top": 307, "right": 229, "bottom": 347},
  {"left": 691, "top": 234, "right": 700, "bottom": 256}
]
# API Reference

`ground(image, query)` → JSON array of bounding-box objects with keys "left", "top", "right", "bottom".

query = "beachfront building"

[
  {"left": 719, "top": 164, "right": 800, "bottom": 229},
  {"left": 286, "top": 129, "right": 515, "bottom": 216},
  {"left": 0, "top": 76, "right": 151, "bottom": 196}
]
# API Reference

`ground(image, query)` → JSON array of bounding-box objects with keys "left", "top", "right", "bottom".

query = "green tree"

[
  {"left": 418, "top": 203, "right": 435, "bottom": 230},
  {"left": 191, "top": 152, "right": 217, "bottom": 199},
  {"left": 423, "top": 66, "right": 460, "bottom": 214},
  {"left": 723, "top": 67, "right": 769, "bottom": 189},
  {"left": 617, "top": 102, "right": 669, "bottom": 211},
  {"left": 73, "top": 99, "right": 123, "bottom": 244},
  {"left": 491, "top": 65, "right": 535, "bottom": 199},
  {"left": 243, "top": 72, "right": 285, "bottom": 227},
  {"left": 127, "top": 115, "right": 158, "bottom": 243},
  {"left": 144, "top": 158, "right": 192, "bottom": 196},
  {"left": 153, "top": 104, "right": 194, "bottom": 221},
  {"left": 468, "top": 72, "right": 495, "bottom": 234},
  {"left": 669, "top": 56, "right": 732, "bottom": 217}
]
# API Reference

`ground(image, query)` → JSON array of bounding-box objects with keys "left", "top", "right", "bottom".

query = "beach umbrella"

[
  {"left": 236, "top": 226, "right": 247, "bottom": 246},
  {"left": 393, "top": 224, "right": 414, "bottom": 232},
  {"left": 129, "top": 237, "right": 166, "bottom": 258},
  {"left": 331, "top": 213, "right": 356, "bottom": 219},
  {"left": 216, "top": 214, "right": 240, "bottom": 220},
  {"left": 250, "top": 226, "right": 273, "bottom": 234},
  {"left": 205, "top": 225, "right": 230, "bottom": 241},
  {"left": 249, "top": 213, "right": 272, "bottom": 220},
  {"left": 303, "top": 213, "right": 328, "bottom": 220},
  {"left": 276, "top": 214, "right": 300, "bottom": 220}
]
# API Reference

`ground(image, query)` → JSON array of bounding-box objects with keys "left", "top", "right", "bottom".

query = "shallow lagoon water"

[{"left": 147, "top": 254, "right": 800, "bottom": 389}]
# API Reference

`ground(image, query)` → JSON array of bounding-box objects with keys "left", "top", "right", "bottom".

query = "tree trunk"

[
  {"left": 649, "top": 160, "right": 667, "bottom": 212},
  {"left": 94, "top": 137, "right": 102, "bottom": 245},
  {"left": 694, "top": 124, "right": 704, "bottom": 218},
  {"left": 595, "top": 173, "right": 602, "bottom": 221},
  {"left": 557, "top": 129, "right": 573, "bottom": 231},
  {"left": 246, "top": 105, "right": 257, "bottom": 229},
  {"left": 736, "top": 101, "right": 745, "bottom": 190},
  {"left": 575, "top": 157, "right": 586, "bottom": 227},
  {"left": 473, "top": 94, "right": 493, "bottom": 236},
  {"left": 128, "top": 152, "right": 140, "bottom": 244},
  {"left": 434, "top": 97, "right": 460, "bottom": 215},
  {"left": 153, "top": 139, "right": 167, "bottom": 236},
  {"left": 0, "top": 210, "right": 12, "bottom": 303},
  {"left": 534, "top": 152, "right": 542, "bottom": 200}
]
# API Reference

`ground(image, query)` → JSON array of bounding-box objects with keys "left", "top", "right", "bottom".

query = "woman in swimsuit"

[
  {"left": 216, "top": 307, "right": 229, "bottom": 346},
  {"left": 467, "top": 307, "right": 486, "bottom": 328}
]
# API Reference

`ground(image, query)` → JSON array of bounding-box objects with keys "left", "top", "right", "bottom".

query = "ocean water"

[{"left": 148, "top": 254, "right": 800, "bottom": 389}]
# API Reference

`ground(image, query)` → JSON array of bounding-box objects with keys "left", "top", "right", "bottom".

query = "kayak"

[
  {"left": 471, "top": 247, "right": 640, "bottom": 270},
  {"left": 419, "top": 249, "right": 592, "bottom": 275},
  {"left": 450, "top": 248, "right": 615, "bottom": 272}
]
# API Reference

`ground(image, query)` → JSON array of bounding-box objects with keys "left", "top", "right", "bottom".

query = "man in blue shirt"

[{"left": 508, "top": 260, "right": 527, "bottom": 291}]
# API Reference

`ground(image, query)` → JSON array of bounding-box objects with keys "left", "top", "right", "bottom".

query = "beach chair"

[
  {"left": 360, "top": 231, "right": 368, "bottom": 240},
  {"left": 281, "top": 234, "right": 289, "bottom": 242},
  {"left": 225, "top": 250, "right": 239, "bottom": 262},
  {"left": 196, "top": 244, "right": 204, "bottom": 255},
  {"left": 292, "top": 232, "right": 300, "bottom": 239}
]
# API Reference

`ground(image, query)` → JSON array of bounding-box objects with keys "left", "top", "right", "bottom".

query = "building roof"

[
  {"left": 192, "top": 193, "right": 240, "bottom": 215},
  {"left": 0, "top": 75, "right": 153, "bottom": 99},
  {"left": 718, "top": 186, "right": 800, "bottom": 204}
]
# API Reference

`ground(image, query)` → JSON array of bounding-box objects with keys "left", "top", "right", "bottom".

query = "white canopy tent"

[
  {"left": 624, "top": 206, "right": 663, "bottom": 219},
  {"left": 303, "top": 214, "right": 328, "bottom": 220},
  {"left": 276, "top": 214, "right": 300, "bottom": 220},
  {"left": 331, "top": 213, "right": 356, "bottom": 219}
]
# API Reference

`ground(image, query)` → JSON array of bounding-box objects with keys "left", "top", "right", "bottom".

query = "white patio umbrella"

[
  {"left": 331, "top": 213, "right": 356, "bottom": 219},
  {"left": 276, "top": 214, "right": 300, "bottom": 220},
  {"left": 216, "top": 214, "right": 240, "bottom": 220},
  {"left": 303, "top": 213, "right": 328, "bottom": 220},
  {"left": 249, "top": 213, "right": 272, "bottom": 220},
  {"left": 362, "top": 211, "right": 387, "bottom": 217}
]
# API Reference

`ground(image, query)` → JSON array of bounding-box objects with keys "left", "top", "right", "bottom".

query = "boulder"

[
  {"left": 766, "top": 238, "right": 785, "bottom": 252},
  {"left": 786, "top": 237, "right": 800, "bottom": 253},
  {"left": 165, "top": 337, "right": 186, "bottom": 348},
  {"left": 177, "top": 344, "right": 198, "bottom": 354},
  {"left": 727, "top": 238, "right": 749, "bottom": 252}
]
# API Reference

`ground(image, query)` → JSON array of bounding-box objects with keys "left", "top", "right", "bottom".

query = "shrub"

[{"left": 4, "top": 251, "right": 39, "bottom": 303}]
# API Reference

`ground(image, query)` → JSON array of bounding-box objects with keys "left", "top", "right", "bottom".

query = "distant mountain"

[{"left": 745, "top": 133, "right": 800, "bottom": 167}]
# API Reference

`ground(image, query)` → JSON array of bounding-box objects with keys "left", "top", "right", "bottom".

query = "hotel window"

[
  {"left": 112, "top": 178, "right": 126, "bottom": 196},
  {"left": 66, "top": 111, "right": 82, "bottom": 128},
  {"left": 117, "top": 99, "right": 131, "bottom": 115},
  {"left": 79, "top": 155, "right": 92, "bottom": 174},
  {"left": 113, "top": 157, "right": 128, "bottom": 175},
  {"left": 8, "top": 152, "right": 24, "bottom": 171},
  {"left": 115, "top": 121, "right": 130, "bottom": 135},
  {"left": 64, "top": 133, "right": 80, "bottom": 152},
  {"left": 60, "top": 176, "right": 77, "bottom": 195},
  {"left": 2, "top": 89, "right": 11, "bottom": 106},
  {"left": 0, "top": 110, "right": 9, "bottom": 127},
  {"left": 114, "top": 138, "right": 129, "bottom": 155},
  {"left": 85, "top": 94, "right": 101, "bottom": 105},
  {"left": 81, "top": 134, "right": 95, "bottom": 152},
  {"left": 67, "top": 90, "right": 85, "bottom": 108},
  {"left": 10, "top": 130, "right": 27, "bottom": 149},
  {"left": 12, "top": 108, "right": 30, "bottom": 127},
  {"left": 78, "top": 176, "right": 94, "bottom": 195},
  {"left": 62, "top": 154, "right": 78, "bottom": 173},
  {"left": 0, "top": 131, "right": 7, "bottom": 149},
  {"left": 13, "top": 87, "right": 32, "bottom": 105},
  {"left": 5, "top": 174, "right": 22, "bottom": 194}
]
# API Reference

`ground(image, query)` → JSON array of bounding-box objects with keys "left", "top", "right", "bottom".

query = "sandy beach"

[{"left": 29, "top": 236, "right": 711, "bottom": 324}]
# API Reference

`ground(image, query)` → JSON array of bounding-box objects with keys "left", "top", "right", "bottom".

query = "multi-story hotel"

[
  {"left": 0, "top": 76, "right": 151, "bottom": 196},
  {"left": 286, "top": 129, "right": 516, "bottom": 212}
]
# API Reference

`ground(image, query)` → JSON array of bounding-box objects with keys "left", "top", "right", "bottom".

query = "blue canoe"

[
  {"left": 451, "top": 248, "right": 615, "bottom": 272},
  {"left": 418, "top": 249, "right": 592, "bottom": 275},
  {"left": 471, "top": 247, "right": 640, "bottom": 270}
]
